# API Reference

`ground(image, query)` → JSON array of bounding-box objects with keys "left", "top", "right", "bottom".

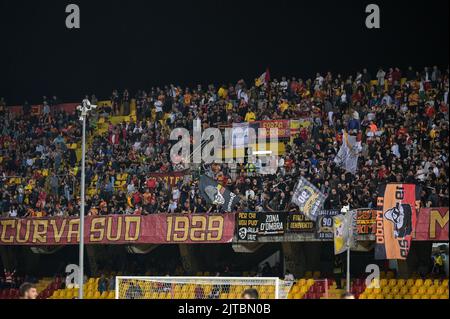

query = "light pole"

[
  {"left": 77, "top": 98, "right": 96, "bottom": 299},
  {"left": 340, "top": 205, "right": 352, "bottom": 295}
]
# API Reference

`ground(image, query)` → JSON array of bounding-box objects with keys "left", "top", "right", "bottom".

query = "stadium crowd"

[{"left": 1, "top": 65, "right": 449, "bottom": 217}]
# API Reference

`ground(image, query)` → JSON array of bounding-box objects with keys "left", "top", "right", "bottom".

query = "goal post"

[{"left": 115, "top": 276, "right": 294, "bottom": 300}]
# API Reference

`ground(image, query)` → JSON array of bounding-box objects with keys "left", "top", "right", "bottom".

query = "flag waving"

[
  {"left": 334, "top": 130, "right": 362, "bottom": 175},
  {"left": 291, "top": 177, "right": 326, "bottom": 222},
  {"left": 375, "top": 184, "right": 420, "bottom": 260},
  {"left": 255, "top": 68, "right": 271, "bottom": 87},
  {"left": 199, "top": 175, "right": 240, "bottom": 212},
  {"left": 333, "top": 207, "right": 357, "bottom": 255}
]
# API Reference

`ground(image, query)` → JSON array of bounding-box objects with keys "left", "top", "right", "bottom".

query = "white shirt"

[
  {"left": 127, "top": 183, "right": 135, "bottom": 194},
  {"left": 433, "top": 166, "right": 439, "bottom": 177},
  {"left": 172, "top": 188, "right": 180, "bottom": 200},
  {"left": 240, "top": 91, "right": 249, "bottom": 103},
  {"left": 154, "top": 100, "right": 163, "bottom": 112},
  {"left": 377, "top": 71, "right": 386, "bottom": 84},
  {"left": 316, "top": 76, "right": 324, "bottom": 86},
  {"left": 245, "top": 189, "right": 255, "bottom": 200},
  {"left": 133, "top": 141, "right": 141, "bottom": 151},
  {"left": 391, "top": 144, "right": 401, "bottom": 158},
  {"left": 284, "top": 274, "right": 295, "bottom": 281},
  {"left": 168, "top": 202, "right": 177, "bottom": 213},
  {"left": 416, "top": 168, "right": 427, "bottom": 182}
]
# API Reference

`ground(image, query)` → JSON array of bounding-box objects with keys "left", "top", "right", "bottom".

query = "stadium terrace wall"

[
  {"left": 0, "top": 214, "right": 235, "bottom": 245},
  {"left": 0, "top": 208, "right": 447, "bottom": 246}
]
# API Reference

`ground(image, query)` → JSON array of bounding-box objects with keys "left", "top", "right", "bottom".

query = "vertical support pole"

[{"left": 79, "top": 115, "right": 86, "bottom": 299}]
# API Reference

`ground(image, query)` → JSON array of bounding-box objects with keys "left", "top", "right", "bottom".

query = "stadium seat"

[
  {"left": 372, "top": 288, "right": 382, "bottom": 295},
  {"left": 291, "top": 286, "right": 300, "bottom": 294},
  {"left": 297, "top": 279, "right": 306, "bottom": 286},
  {"left": 406, "top": 279, "right": 415, "bottom": 287},
  {"left": 390, "top": 287, "right": 400, "bottom": 295},
  {"left": 409, "top": 287, "right": 418, "bottom": 295},
  {"left": 397, "top": 279, "right": 406, "bottom": 287},
  {"left": 418, "top": 287, "right": 426, "bottom": 295},
  {"left": 426, "top": 287, "right": 436, "bottom": 295},
  {"left": 382, "top": 287, "right": 391, "bottom": 295},
  {"left": 388, "top": 279, "right": 397, "bottom": 287},
  {"left": 436, "top": 287, "right": 445, "bottom": 295},
  {"left": 424, "top": 279, "right": 433, "bottom": 287}
]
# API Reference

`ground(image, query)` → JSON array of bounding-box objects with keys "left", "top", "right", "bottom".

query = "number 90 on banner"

[{"left": 166, "top": 216, "right": 224, "bottom": 242}]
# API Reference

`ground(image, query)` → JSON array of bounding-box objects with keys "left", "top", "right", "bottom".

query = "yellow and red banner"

[
  {"left": 0, "top": 214, "right": 235, "bottom": 246},
  {"left": 356, "top": 209, "right": 377, "bottom": 235},
  {"left": 414, "top": 207, "right": 448, "bottom": 241},
  {"left": 253, "top": 120, "right": 291, "bottom": 139},
  {"left": 148, "top": 170, "right": 189, "bottom": 187},
  {"left": 375, "top": 184, "right": 421, "bottom": 260}
]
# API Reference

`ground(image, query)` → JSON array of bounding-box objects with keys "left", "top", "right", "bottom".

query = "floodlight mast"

[{"left": 77, "top": 98, "right": 96, "bottom": 299}]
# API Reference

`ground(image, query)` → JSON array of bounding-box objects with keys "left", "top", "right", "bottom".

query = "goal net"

[{"left": 115, "top": 276, "right": 294, "bottom": 299}]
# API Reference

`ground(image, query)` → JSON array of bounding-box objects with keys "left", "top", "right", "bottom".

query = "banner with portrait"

[{"left": 375, "top": 184, "right": 420, "bottom": 260}]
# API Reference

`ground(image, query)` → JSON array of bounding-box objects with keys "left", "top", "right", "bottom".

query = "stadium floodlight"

[{"left": 77, "top": 98, "right": 96, "bottom": 300}]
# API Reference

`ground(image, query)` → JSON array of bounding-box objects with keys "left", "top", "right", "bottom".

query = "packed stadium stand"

[{"left": 0, "top": 65, "right": 449, "bottom": 299}]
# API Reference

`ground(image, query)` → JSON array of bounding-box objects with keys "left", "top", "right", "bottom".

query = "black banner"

[
  {"left": 291, "top": 177, "right": 326, "bottom": 221},
  {"left": 199, "top": 175, "right": 240, "bottom": 212},
  {"left": 315, "top": 209, "right": 340, "bottom": 239},
  {"left": 258, "top": 212, "right": 286, "bottom": 236},
  {"left": 236, "top": 212, "right": 259, "bottom": 241},
  {"left": 287, "top": 213, "right": 316, "bottom": 232}
]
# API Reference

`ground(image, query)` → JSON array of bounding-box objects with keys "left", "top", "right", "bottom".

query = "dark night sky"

[{"left": 0, "top": 0, "right": 448, "bottom": 105}]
